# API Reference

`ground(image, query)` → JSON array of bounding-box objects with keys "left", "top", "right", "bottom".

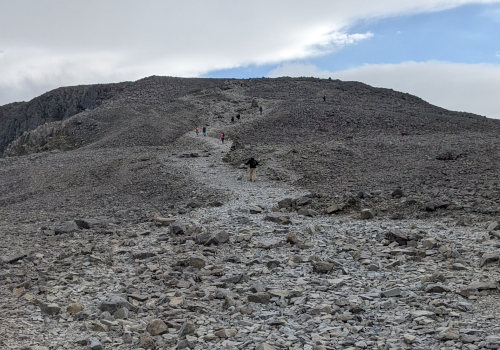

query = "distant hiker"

[
  {"left": 236, "top": 114, "right": 240, "bottom": 121},
  {"left": 202, "top": 126, "right": 206, "bottom": 136},
  {"left": 245, "top": 157, "right": 259, "bottom": 182},
  {"left": 220, "top": 132, "right": 225, "bottom": 144},
  {"left": 231, "top": 116, "right": 235, "bottom": 123},
  {"left": 259, "top": 106, "right": 263, "bottom": 115},
  {"left": 195, "top": 127, "right": 200, "bottom": 136},
  {"left": 323, "top": 95, "right": 326, "bottom": 102}
]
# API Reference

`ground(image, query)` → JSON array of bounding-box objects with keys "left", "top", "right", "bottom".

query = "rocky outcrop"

[{"left": 0, "top": 83, "right": 123, "bottom": 153}]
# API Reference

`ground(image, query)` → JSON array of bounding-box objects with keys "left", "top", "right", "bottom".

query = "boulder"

[
  {"left": 248, "top": 292, "right": 271, "bottom": 304},
  {"left": 480, "top": 252, "right": 499, "bottom": 267},
  {"left": 169, "top": 221, "right": 185, "bottom": 235},
  {"left": 99, "top": 295, "right": 135, "bottom": 313},
  {"left": 360, "top": 209, "right": 374, "bottom": 220},
  {"left": 297, "top": 208, "right": 317, "bottom": 217},
  {"left": 391, "top": 188, "right": 404, "bottom": 198},
  {"left": 487, "top": 221, "right": 499, "bottom": 232},
  {"left": 67, "top": 302, "right": 84, "bottom": 314},
  {"left": 326, "top": 203, "right": 342, "bottom": 214},
  {"left": 277, "top": 198, "right": 293, "bottom": 209},
  {"left": 385, "top": 230, "right": 418, "bottom": 246},
  {"left": 54, "top": 221, "right": 79, "bottom": 235},
  {"left": 249, "top": 205, "right": 263, "bottom": 214},
  {"left": 264, "top": 213, "right": 291, "bottom": 225},
  {"left": 312, "top": 261, "right": 334, "bottom": 274},
  {"left": 153, "top": 216, "right": 176, "bottom": 226},
  {"left": 147, "top": 319, "right": 169, "bottom": 336}
]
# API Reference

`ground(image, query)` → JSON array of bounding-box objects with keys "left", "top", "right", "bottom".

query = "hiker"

[
  {"left": 195, "top": 126, "right": 199, "bottom": 136},
  {"left": 231, "top": 116, "right": 235, "bottom": 123},
  {"left": 323, "top": 95, "right": 326, "bottom": 102},
  {"left": 259, "top": 106, "right": 263, "bottom": 115},
  {"left": 245, "top": 157, "right": 259, "bottom": 182},
  {"left": 236, "top": 114, "right": 240, "bottom": 121},
  {"left": 220, "top": 132, "right": 225, "bottom": 144},
  {"left": 202, "top": 126, "right": 206, "bottom": 137}
]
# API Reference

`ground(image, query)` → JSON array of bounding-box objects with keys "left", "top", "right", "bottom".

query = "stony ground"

[{"left": 1, "top": 130, "right": 499, "bottom": 350}]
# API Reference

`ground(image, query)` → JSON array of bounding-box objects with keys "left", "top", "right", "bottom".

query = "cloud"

[
  {"left": 268, "top": 61, "right": 500, "bottom": 119},
  {"left": 1, "top": 0, "right": 500, "bottom": 104}
]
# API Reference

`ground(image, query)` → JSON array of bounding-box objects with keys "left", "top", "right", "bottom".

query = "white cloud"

[
  {"left": 1, "top": 0, "right": 500, "bottom": 104},
  {"left": 268, "top": 61, "right": 500, "bottom": 119}
]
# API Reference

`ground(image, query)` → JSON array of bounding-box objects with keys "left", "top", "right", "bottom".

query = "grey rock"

[
  {"left": 381, "top": 287, "right": 403, "bottom": 297},
  {"left": 170, "top": 221, "right": 186, "bottom": 235},
  {"left": 132, "top": 251, "right": 156, "bottom": 259},
  {"left": 295, "top": 196, "right": 312, "bottom": 207},
  {"left": 178, "top": 320, "right": 196, "bottom": 337},
  {"left": 297, "top": 208, "right": 318, "bottom": 217},
  {"left": 249, "top": 205, "right": 264, "bottom": 214},
  {"left": 188, "top": 256, "right": 206, "bottom": 269},
  {"left": 0, "top": 252, "right": 27, "bottom": 264},
  {"left": 437, "top": 328, "right": 460, "bottom": 341},
  {"left": 113, "top": 307, "right": 129, "bottom": 319},
  {"left": 360, "top": 209, "right": 374, "bottom": 219},
  {"left": 487, "top": 221, "right": 499, "bottom": 232},
  {"left": 99, "top": 295, "right": 134, "bottom": 313},
  {"left": 278, "top": 198, "right": 293, "bottom": 209},
  {"left": 391, "top": 188, "right": 404, "bottom": 198},
  {"left": 248, "top": 292, "right": 271, "bottom": 304},
  {"left": 249, "top": 283, "right": 266, "bottom": 293},
  {"left": 485, "top": 335, "right": 500, "bottom": 349},
  {"left": 264, "top": 213, "right": 291, "bottom": 225},
  {"left": 385, "top": 230, "right": 419, "bottom": 246},
  {"left": 54, "top": 221, "right": 79, "bottom": 235},
  {"left": 138, "top": 335, "right": 156, "bottom": 349},
  {"left": 326, "top": 203, "right": 342, "bottom": 214},
  {"left": 74, "top": 219, "right": 91, "bottom": 229},
  {"left": 480, "top": 252, "right": 499, "bottom": 267},
  {"left": 147, "top": 319, "right": 169, "bottom": 336},
  {"left": 89, "top": 338, "right": 102, "bottom": 350},
  {"left": 195, "top": 231, "right": 229, "bottom": 245},
  {"left": 41, "top": 303, "right": 61, "bottom": 315},
  {"left": 312, "top": 261, "right": 334, "bottom": 274}
]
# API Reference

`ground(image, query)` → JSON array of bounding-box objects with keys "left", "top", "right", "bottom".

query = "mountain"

[
  {"left": 1, "top": 76, "right": 499, "bottom": 350},
  {"left": 0, "top": 76, "right": 499, "bottom": 222}
]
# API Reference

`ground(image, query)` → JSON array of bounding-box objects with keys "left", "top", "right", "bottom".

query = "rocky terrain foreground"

[{"left": 0, "top": 77, "right": 499, "bottom": 349}]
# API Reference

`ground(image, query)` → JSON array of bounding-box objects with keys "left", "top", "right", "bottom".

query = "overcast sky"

[{"left": 1, "top": 0, "right": 499, "bottom": 119}]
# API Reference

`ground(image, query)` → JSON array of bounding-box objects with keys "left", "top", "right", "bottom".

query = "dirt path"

[{"left": 167, "top": 132, "right": 309, "bottom": 232}]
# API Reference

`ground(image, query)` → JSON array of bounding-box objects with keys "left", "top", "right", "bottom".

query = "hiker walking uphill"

[
  {"left": 245, "top": 157, "right": 259, "bottom": 182},
  {"left": 220, "top": 132, "right": 225, "bottom": 144},
  {"left": 195, "top": 126, "right": 200, "bottom": 136},
  {"left": 202, "top": 126, "right": 206, "bottom": 137}
]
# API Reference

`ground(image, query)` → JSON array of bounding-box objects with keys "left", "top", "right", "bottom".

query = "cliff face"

[{"left": 0, "top": 83, "right": 125, "bottom": 153}]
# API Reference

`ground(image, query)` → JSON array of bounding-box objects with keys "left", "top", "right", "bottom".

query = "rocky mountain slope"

[
  {"left": 1, "top": 76, "right": 499, "bottom": 222},
  {"left": 0, "top": 76, "right": 498, "bottom": 350}
]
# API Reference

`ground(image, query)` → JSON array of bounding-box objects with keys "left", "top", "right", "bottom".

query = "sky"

[{"left": 1, "top": 0, "right": 499, "bottom": 119}]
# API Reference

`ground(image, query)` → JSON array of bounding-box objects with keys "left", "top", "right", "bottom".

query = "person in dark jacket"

[{"left": 245, "top": 157, "right": 259, "bottom": 182}]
